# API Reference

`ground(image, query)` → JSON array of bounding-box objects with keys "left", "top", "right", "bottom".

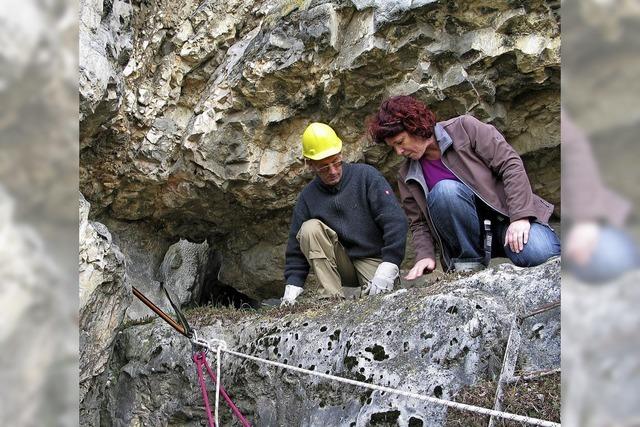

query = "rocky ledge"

[{"left": 80, "top": 258, "right": 560, "bottom": 426}]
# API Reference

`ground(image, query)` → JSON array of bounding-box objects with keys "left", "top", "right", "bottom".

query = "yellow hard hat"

[{"left": 302, "top": 122, "right": 342, "bottom": 160}]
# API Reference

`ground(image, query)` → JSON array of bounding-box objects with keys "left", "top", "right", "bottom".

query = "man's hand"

[
  {"left": 280, "top": 284, "right": 303, "bottom": 307},
  {"left": 505, "top": 218, "right": 531, "bottom": 253},
  {"left": 405, "top": 258, "right": 436, "bottom": 280},
  {"left": 366, "top": 262, "right": 399, "bottom": 295},
  {"left": 565, "top": 221, "right": 601, "bottom": 265}
]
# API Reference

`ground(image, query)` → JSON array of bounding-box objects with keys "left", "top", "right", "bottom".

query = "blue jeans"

[{"left": 427, "top": 180, "right": 561, "bottom": 268}]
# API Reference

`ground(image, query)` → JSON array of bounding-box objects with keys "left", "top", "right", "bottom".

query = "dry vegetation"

[
  {"left": 185, "top": 294, "right": 341, "bottom": 328},
  {"left": 445, "top": 372, "right": 560, "bottom": 426}
]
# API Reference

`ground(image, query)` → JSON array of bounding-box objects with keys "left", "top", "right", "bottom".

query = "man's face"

[
  {"left": 384, "top": 131, "right": 434, "bottom": 160},
  {"left": 309, "top": 153, "right": 343, "bottom": 186}
]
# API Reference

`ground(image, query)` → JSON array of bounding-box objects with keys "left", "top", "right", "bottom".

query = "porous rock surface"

[{"left": 84, "top": 259, "right": 560, "bottom": 426}]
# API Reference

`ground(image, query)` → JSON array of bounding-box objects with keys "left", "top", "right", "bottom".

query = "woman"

[{"left": 368, "top": 95, "right": 560, "bottom": 278}]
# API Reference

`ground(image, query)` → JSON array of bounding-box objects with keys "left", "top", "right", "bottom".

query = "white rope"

[
  {"left": 215, "top": 345, "right": 221, "bottom": 427},
  {"left": 197, "top": 338, "right": 560, "bottom": 427},
  {"left": 205, "top": 338, "right": 227, "bottom": 427}
]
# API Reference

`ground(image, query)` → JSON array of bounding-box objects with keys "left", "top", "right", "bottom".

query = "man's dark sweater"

[{"left": 284, "top": 162, "right": 408, "bottom": 287}]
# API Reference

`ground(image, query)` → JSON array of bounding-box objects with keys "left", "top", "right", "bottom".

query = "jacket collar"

[
  {"left": 403, "top": 123, "right": 453, "bottom": 189},
  {"left": 404, "top": 157, "right": 428, "bottom": 193},
  {"left": 434, "top": 123, "right": 454, "bottom": 153}
]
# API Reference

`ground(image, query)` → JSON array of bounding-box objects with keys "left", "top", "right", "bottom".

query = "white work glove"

[
  {"left": 280, "top": 284, "right": 303, "bottom": 307},
  {"left": 365, "top": 262, "right": 399, "bottom": 296}
]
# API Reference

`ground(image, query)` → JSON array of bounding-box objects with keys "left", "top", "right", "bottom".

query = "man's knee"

[
  {"left": 298, "top": 219, "right": 326, "bottom": 242},
  {"left": 298, "top": 219, "right": 338, "bottom": 260}
]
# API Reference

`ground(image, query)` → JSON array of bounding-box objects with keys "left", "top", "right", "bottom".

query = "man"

[
  {"left": 368, "top": 95, "right": 560, "bottom": 278},
  {"left": 281, "top": 122, "right": 408, "bottom": 306}
]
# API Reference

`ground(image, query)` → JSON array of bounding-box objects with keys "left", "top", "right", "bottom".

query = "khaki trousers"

[{"left": 297, "top": 219, "right": 382, "bottom": 299}]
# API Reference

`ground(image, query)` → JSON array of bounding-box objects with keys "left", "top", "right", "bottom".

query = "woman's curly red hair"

[{"left": 367, "top": 96, "right": 436, "bottom": 144}]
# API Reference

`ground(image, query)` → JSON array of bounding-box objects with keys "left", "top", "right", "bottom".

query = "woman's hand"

[
  {"left": 504, "top": 218, "right": 531, "bottom": 253},
  {"left": 405, "top": 257, "right": 436, "bottom": 280}
]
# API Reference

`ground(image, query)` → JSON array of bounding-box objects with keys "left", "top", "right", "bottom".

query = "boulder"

[{"left": 159, "top": 238, "right": 210, "bottom": 307}]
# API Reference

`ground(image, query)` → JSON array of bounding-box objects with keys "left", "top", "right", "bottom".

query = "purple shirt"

[{"left": 420, "top": 156, "right": 459, "bottom": 190}]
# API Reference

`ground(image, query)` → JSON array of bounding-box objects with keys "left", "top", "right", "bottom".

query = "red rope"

[
  {"left": 193, "top": 352, "right": 216, "bottom": 427},
  {"left": 193, "top": 352, "right": 252, "bottom": 427}
]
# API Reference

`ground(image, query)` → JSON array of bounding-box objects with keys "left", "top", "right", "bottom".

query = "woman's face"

[{"left": 384, "top": 131, "right": 436, "bottom": 161}]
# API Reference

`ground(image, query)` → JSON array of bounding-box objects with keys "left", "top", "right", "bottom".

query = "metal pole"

[{"left": 132, "top": 286, "right": 188, "bottom": 337}]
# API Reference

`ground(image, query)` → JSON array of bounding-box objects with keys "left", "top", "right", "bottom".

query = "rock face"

[
  {"left": 86, "top": 259, "right": 560, "bottom": 426},
  {"left": 79, "top": 193, "right": 226, "bottom": 423},
  {"left": 79, "top": 0, "right": 133, "bottom": 145},
  {"left": 92, "top": 219, "right": 213, "bottom": 323},
  {"left": 79, "top": 193, "right": 130, "bottom": 410},
  {"left": 80, "top": 0, "right": 561, "bottom": 298}
]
